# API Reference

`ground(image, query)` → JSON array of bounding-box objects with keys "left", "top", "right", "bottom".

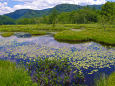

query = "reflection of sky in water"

[
  {"left": 0, "top": 35, "right": 115, "bottom": 84},
  {"left": 0, "top": 35, "right": 114, "bottom": 63}
]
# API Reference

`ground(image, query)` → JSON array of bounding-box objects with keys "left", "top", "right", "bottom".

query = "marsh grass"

[
  {"left": 64, "top": 24, "right": 101, "bottom": 29},
  {"left": 0, "top": 24, "right": 115, "bottom": 45},
  {"left": 0, "top": 60, "right": 37, "bottom": 86},
  {"left": 29, "top": 30, "right": 46, "bottom": 36},
  {"left": 1, "top": 32, "right": 14, "bottom": 37},
  {"left": 0, "top": 24, "right": 69, "bottom": 32},
  {"left": 54, "top": 25, "right": 115, "bottom": 45},
  {"left": 95, "top": 72, "right": 115, "bottom": 86}
]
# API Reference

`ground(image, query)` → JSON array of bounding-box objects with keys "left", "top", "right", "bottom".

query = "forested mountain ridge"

[
  {"left": 0, "top": 15, "right": 15, "bottom": 25},
  {"left": 4, "top": 4, "right": 102, "bottom": 19}
]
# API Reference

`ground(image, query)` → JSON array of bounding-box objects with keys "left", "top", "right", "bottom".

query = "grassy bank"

[
  {"left": 29, "top": 30, "right": 46, "bottom": 36},
  {"left": 96, "top": 72, "right": 115, "bottom": 86},
  {"left": 1, "top": 32, "right": 14, "bottom": 37},
  {"left": 54, "top": 25, "right": 115, "bottom": 45},
  {"left": 0, "top": 60, "right": 37, "bottom": 86},
  {"left": 0, "top": 24, "right": 69, "bottom": 36},
  {"left": 0, "top": 24, "right": 115, "bottom": 45}
]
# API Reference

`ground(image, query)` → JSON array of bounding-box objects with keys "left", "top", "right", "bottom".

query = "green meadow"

[{"left": 55, "top": 24, "right": 115, "bottom": 45}]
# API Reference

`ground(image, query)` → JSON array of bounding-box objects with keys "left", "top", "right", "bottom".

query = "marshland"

[{"left": 0, "top": 1, "right": 115, "bottom": 86}]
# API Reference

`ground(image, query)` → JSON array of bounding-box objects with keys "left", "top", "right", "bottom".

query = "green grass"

[
  {"left": 1, "top": 32, "right": 14, "bottom": 37},
  {"left": 64, "top": 24, "right": 101, "bottom": 29},
  {"left": 0, "top": 60, "right": 37, "bottom": 86},
  {"left": 29, "top": 30, "right": 46, "bottom": 36},
  {"left": 0, "top": 24, "right": 69, "bottom": 32},
  {"left": 0, "top": 24, "right": 115, "bottom": 45},
  {"left": 96, "top": 72, "right": 115, "bottom": 86},
  {"left": 54, "top": 24, "right": 115, "bottom": 45},
  {"left": 0, "top": 24, "right": 69, "bottom": 36},
  {"left": 108, "top": 72, "right": 115, "bottom": 86}
]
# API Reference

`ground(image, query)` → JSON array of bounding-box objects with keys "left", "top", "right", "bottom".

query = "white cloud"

[
  {"left": 13, "top": 0, "right": 106, "bottom": 10},
  {"left": 0, "top": 2, "right": 13, "bottom": 15},
  {"left": 0, "top": 0, "right": 107, "bottom": 15}
]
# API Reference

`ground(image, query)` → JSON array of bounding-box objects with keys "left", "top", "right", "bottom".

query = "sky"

[{"left": 0, "top": 0, "right": 114, "bottom": 15}]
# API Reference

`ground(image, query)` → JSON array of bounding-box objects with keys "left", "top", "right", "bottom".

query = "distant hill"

[
  {"left": 5, "top": 4, "right": 102, "bottom": 19},
  {"left": 4, "top": 9, "right": 51, "bottom": 19},
  {"left": 0, "top": 15, "right": 15, "bottom": 25}
]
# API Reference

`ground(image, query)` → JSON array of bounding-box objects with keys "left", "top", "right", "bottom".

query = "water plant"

[
  {"left": 0, "top": 36, "right": 114, "bottom": 76},
  {"left": 28, "top": 57, "right": 84, "bottom": 86},
  {"left": 0, "top": 34, "right": 114, "bottom": 86}
]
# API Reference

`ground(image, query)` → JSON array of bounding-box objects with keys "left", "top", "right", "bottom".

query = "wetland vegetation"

[
  {"left": 95, "top": 72, "right": 115, "bottom": 86},
  {"left": 0, "top": 60, "right": 37, "bottom": 86},
  {"left": 0, "top": 1, "right": 115, "bottom": 86}
]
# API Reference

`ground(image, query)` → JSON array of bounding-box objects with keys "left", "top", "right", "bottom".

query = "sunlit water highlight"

[{"left": 0, "top": 35, "right": 115, "bottom": 86}]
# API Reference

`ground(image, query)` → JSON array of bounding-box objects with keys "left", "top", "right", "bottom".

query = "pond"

[{"left": 0, "top": 34, "right": 115, "bottom": 86}]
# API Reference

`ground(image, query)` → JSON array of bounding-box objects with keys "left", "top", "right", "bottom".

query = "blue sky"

[{"left": 0, "top": 0, "right": 114, "bottom": 15}]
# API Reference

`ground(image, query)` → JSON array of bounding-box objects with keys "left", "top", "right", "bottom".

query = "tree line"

[{"left": 0, "top": 2, "right": 115, "bottom": 25}]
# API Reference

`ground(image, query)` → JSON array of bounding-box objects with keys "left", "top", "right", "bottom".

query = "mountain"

[
  {"left": 5, "top": 4, "right": 102, "bottom": 19},
  {"left": 53, "top": 4, "right": 82, "bottom": 12},
  {"left": 5, "top": 9, "right": 51, "bottom": 19},
  {"left": 0, "top": 15, "right": 15, "bottom": 25}
]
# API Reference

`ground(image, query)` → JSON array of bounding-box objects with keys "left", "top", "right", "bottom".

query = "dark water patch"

[{"left": 14, "top": 32, "right": 32, "bottom": 38}]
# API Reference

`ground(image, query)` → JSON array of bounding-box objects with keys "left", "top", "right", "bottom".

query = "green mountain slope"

[
  {"left": 0, "top": 15, "right": 15, "bottom": 25},
  {"left": 5, "top": 4, "right": 102, "bottom": 19}
]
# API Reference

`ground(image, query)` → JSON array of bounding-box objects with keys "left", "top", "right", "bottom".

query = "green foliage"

[
  {"left": 100, "top": 1, "right": 115, "bottom": 29},
  {"left": 16, "top": 18, "right": 37, "bottom": 25},
  {"left": 49, "top": 9, "right": 58, "bottom": 27},
  {"left": 101, "top": 2, "right": 115, "bottom": 23},
  {"left": 0, "top": 60, "right": 37, "bottom": 86},
  {"left": 72, "top": 8, "right": 98, "bottom": 24},
  {"left": 57, "top": 12, "right": 70, "bottom": 24},
  {"left": 28, "top": 57, "right": 84, "bottom": 86}
]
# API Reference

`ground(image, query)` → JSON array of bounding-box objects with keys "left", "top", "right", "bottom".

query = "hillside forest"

[{"left": 0, "top": 2, "right": 114, "bottom": 25}]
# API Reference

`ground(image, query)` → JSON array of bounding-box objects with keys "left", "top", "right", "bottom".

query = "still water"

[{"left": 0, "top": 35, "right": 115, "bottom": 86}]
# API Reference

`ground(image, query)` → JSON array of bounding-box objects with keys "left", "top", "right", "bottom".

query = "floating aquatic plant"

[{"left": 0, "top": 35, "right": 115, "bottom": 85}]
